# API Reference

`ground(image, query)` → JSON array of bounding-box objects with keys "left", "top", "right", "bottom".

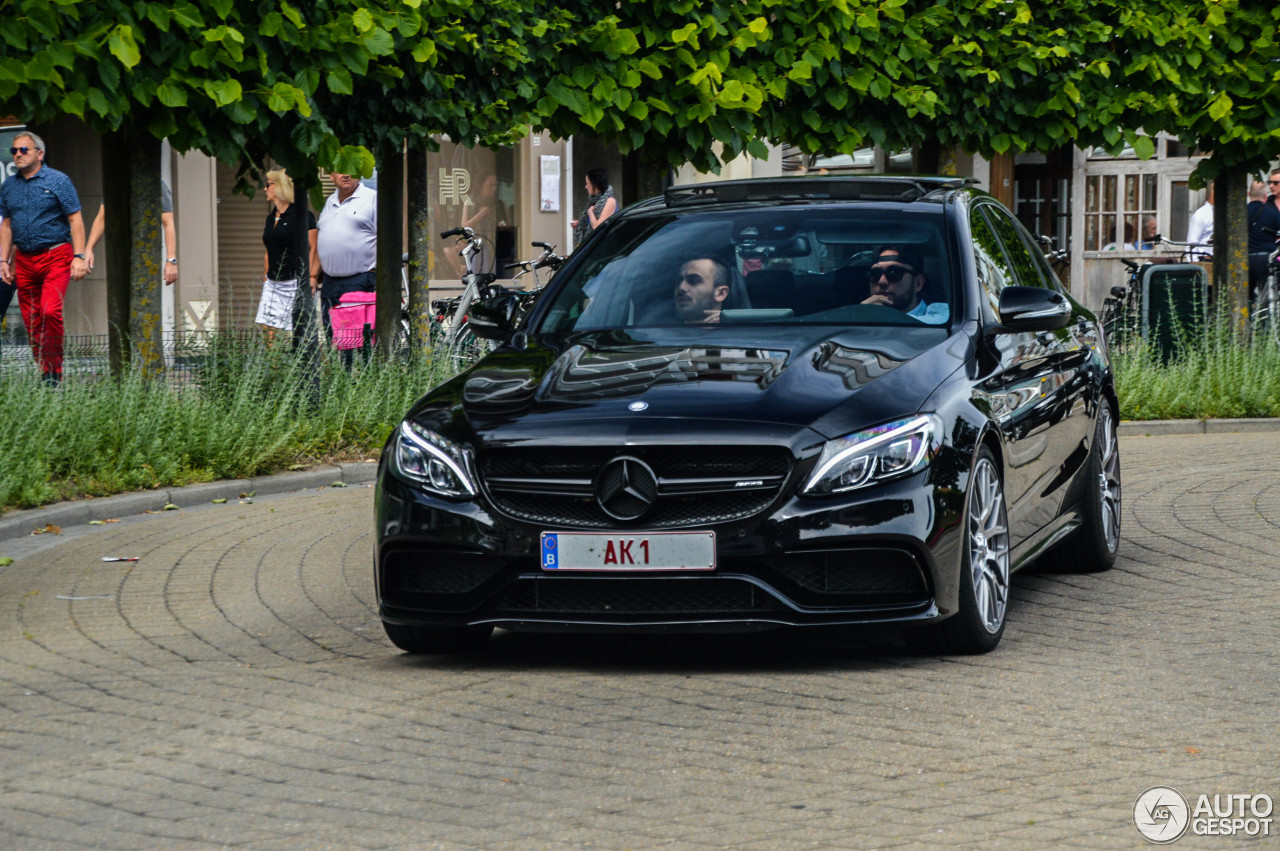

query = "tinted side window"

[
  {"left": 984, "top": 207, "right": 1050, "bottom": 289},
  {"left": 970, "top": 206, "right": 1013, "bottom": 318}
]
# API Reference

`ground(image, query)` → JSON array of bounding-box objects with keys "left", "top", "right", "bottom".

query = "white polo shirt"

[{"left": 317, "top": 182, "right": 377, "bottom": 277}]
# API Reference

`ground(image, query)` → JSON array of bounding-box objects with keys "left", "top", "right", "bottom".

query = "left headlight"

[
  {"left": 391, "top": 421, "right": 477, "bottom": 498},
  {"left": 803, "top": 415, "right": 942, "bottom": 496}
]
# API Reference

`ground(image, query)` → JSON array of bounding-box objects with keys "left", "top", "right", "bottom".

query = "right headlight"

[
  {"left": 803, "top": 415, "right": 941, "bottom": 495},
  {"left": 391, "top": 421, "right": 477, "bottom": 499}
]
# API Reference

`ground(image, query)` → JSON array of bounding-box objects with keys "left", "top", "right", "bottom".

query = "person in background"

[
  {"left": 461, "top": 173, "right": 509, "bottom": 233},
  {"left": 1139, "top": 215, "right": 1159, "bottom": 250},
  {"left": 1185, "top": 181, "right": 1213, "bottom": 259},
  {"left": 315, "top": 171, "right": 376, "bottom": 364},
  {"left": 257, "top": 170, "right": 317, "bottom": 344},
  {"left": 85, "top": 181, "right": 179, "bottom": 285},
  {"left": 1249, "top": 171, "right": 1280, "bottom": 300},
  {"left": 0, "top": 214, "right": 13, "bottom": 340},
  {"left": 571, "top": 168, "right": 617, "bottom": 247},
  {"left": 0, "top": 131, "right": 89, "bottom": 387}
]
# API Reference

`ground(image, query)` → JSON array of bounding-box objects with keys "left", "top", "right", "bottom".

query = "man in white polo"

[{"left": 314, "top": 171, "right": 377, "bottom": 351}]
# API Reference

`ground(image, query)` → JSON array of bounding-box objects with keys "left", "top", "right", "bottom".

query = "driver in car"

[
  {"left": 861, "top": 246, "right": 948, "bottom": 324},
  {"left": 674, "top": 257, "right": 731, "bottom": 324}
]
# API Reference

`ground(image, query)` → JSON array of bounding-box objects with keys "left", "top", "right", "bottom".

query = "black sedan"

[{"left": 375, "top": 177, "right": 1120, "bottom": 654}]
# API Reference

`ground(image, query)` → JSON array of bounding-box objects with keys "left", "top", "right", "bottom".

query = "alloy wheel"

[
  {"left": 1097, "top": 404, "right": 1121, "bottom": 553},
  {"left": 968, "top": 457, "right": 1010, "bottom": 635}
]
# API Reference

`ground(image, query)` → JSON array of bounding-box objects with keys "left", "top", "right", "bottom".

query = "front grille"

[
  {"left": 481, "top": 445, "right": 793, "bottom": 529},
  {"left": 767, "top": 548, "right": 928, "bottom": 599},
  {"left": 489, "top": 578, "right": 780, "bottom": 614}
]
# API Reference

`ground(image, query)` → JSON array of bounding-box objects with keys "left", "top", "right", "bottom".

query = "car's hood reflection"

[{"left": 459, "top": 327, "right": 959, "bottom": 434}]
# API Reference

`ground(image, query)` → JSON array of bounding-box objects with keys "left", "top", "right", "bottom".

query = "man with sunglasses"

[
  {"left": 1248, "top": 170, "right": 1280, "bottom": 300},
  {"left": 861, "top": 245, "right": 948, "bottom": 324},
  {"left": 0, "top": 131, "right": 89, "bottom": 386}
]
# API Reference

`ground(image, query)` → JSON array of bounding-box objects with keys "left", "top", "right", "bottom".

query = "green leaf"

[
  {"left": 204, "top": 78, "right": 243, "bottom": 107},
  {"left": 1207, "top": 91, "right": 1233, "bottom": 122},
  {"left": 107, "top": 25, "right": 141, "bottom": 69},
  {"left": 156, "top": 83, "right": 188, "bottom": 108},
  {"left": 672, "top": 23, "right": 697, "bottom": 44},
  {"left": 327, "top": 68, "right": 353, "bottom": 95},
  {"left": 1132, "top": 135, "right": 1156, "bottom": 160}
]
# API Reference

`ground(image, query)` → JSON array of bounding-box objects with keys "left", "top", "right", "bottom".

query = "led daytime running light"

[
  {"left": 805, "top": 415, "right": 937, "bottom": 494},
  {"left": 398, "top": 421, "right": 476, "bottom": 496}
]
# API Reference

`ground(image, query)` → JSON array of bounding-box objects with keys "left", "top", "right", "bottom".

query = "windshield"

[{"left": 537, "top": 207, "right": 953, "bottom": 333}]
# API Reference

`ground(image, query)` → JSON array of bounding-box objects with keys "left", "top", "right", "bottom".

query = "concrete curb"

[
  {"left": 0, "top": 461, "right": 379, "bottom": 543},
  {"left": 1118, "top": 418, "right": 1280, "bottom": 436}
]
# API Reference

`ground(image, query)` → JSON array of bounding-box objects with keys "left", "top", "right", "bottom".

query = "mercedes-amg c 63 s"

[{"left": 374, "top": 177, "right": 1121, "bottom": 655}]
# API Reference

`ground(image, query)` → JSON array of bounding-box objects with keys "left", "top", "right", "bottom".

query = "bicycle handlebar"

[{"left": 440, "top": 227, "right": 477, "bottom": 240}]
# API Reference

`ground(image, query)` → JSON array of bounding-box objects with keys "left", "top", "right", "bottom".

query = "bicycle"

[
  {"left": 1100, "top": 258, "right": 1147, "bottom": 351},
  {"left": 436, "top": 226, "right": 500, "bottom": 371},
  {"left": 500, "top": 241, "right": 564, "bottom": 324},
  {"left": 1252, "top": 227, "right": 1280, "bottom": 345}
]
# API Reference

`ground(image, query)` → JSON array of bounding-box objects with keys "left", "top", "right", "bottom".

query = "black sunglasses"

[
  {"left": 9, "top": 146, "right": 33, "bottom": 155},
  {"left": 869, "top": 264, "right": 913, "bottom": 283}
]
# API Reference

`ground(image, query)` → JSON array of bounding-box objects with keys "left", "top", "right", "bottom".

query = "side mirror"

[
  {"left": 468, "top": 294, "right": 522, "bottom": 340},
  {"left": 992, "top": 286, "right": 1072, "bottom": 333}
]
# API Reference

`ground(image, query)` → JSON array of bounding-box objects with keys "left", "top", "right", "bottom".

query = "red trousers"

[{"left": 14, "top": 243, "right": 72, "bottom": 377}]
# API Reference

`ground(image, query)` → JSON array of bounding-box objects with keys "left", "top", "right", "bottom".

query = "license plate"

[{"left": 540, "top": 531, "right": 715, "bottom": 571}]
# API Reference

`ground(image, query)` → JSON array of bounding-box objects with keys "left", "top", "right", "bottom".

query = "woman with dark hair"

[{"left": 571, "top": 168, "right": 617, "bottom": 247}]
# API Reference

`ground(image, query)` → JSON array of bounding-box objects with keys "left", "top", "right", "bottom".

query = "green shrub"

[{"left": 0, "top": 339, "right": 454, "bottom": 512}]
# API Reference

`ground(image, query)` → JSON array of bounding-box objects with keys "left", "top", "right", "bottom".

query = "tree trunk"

[
  {"left": 128, "top": 131, "right": 164, "bottom": 377},
  {"left": 375, "top": 142, "right": 404, "bottom": 359},
  {"left": 1212, "top": 164, "right": 1249, "bottom": 330},
  {"left": 101, "top": 131, "right": 131, "bottom": 377},
  {"left": 407, "top": 141, "right": 433, "bottom": 352},
  {"left": 289, "top": 168, "right": 322, "bottom": 408}
]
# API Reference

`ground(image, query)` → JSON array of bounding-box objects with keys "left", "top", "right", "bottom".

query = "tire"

[
  {"left": 1042, "top": 402, "right": 1121, "bottom": 572},
  {"left": 927, "top": 446, "right": 1010, "bottom": 655},
  {"left": 382, "top": 622, "right": 493, "bottom": 654},
  {"left": 446, "top": 324, "right": 490, "bottom": 372}
]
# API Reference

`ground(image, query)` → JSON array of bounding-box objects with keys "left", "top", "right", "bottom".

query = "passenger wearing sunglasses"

[
  {"left": 861, "top": 246, "right": 948, "bottom": 324},
  {"left": 0, "top": 131, "right": 89, "bottom": 386}
]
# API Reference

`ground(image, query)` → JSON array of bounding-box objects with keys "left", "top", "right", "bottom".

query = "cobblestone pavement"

[{"left": 0, "top": 434, "right": 1276, "bottom": 850}]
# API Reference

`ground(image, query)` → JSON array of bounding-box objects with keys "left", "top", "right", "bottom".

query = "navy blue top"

[
  {"left": 0, "top": 164, "right": 82, "bottom": 252},
  {"left": 1249, "top": 199, "right": 1280, "bottom": 254}
]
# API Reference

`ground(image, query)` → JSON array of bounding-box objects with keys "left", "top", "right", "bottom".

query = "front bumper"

[{"left": 375, "top": 465, "right": 963, "bottom": 632}]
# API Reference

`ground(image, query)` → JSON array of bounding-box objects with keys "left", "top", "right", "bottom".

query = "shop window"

[
  {"left": 1085, "top": 173, "right": 1157, "bottom": 251},
  {"left": 427, "top": 143, "right": 517, "bottom": 283}
]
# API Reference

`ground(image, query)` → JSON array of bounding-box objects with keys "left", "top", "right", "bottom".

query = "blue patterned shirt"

[{"left": 0, "top": 164, "right": 81, "bottom": 252}]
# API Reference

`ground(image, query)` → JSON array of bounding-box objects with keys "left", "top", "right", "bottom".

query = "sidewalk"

[
  {"left": 0, "top": 461, "right": 378, "bottom": 543},
  {"left": 2, "top": 416, "right": 1278, "bottom": 544}
]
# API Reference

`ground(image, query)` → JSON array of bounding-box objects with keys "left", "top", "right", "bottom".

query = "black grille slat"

[
  {"left": 491, "top": 578, "right": 778, "bottom": 614},
  {"left": 768, "top": 549, "right": 928, "bottom": 598},
  {"left": 480, "top": 446, "right": 793, "bottom": 529},
  {"left": 384, "top": 551, "right": 506, "bottom": 595}
]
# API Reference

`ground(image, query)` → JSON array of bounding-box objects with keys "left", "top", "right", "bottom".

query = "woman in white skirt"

[{"left": 257, "top": 169, "right": 318, "bottom": 343}]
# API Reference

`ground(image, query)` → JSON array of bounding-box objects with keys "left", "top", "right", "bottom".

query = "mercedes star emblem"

[{"left": 595, "top": 456, "right": 659, "bottom": 521}]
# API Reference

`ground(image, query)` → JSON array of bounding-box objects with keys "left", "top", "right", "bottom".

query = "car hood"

[{"left": 429, "top": 326, "right": 970, "bottom": 441}]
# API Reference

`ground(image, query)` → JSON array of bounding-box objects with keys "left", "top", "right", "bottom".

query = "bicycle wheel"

[
  {"left": 1256, "top": 272, "right": 1280, "bottom": 346},
  {"left": 445, "top": 323, "right": 492, "bottom": 371}
]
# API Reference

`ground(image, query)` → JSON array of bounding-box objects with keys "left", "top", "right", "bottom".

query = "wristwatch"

[
  {"left": 73, "top": 253, "right": 85, "bottom": 259},
  {"left": 166, "top": 258, "right": 178, "bottom": 265}
]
